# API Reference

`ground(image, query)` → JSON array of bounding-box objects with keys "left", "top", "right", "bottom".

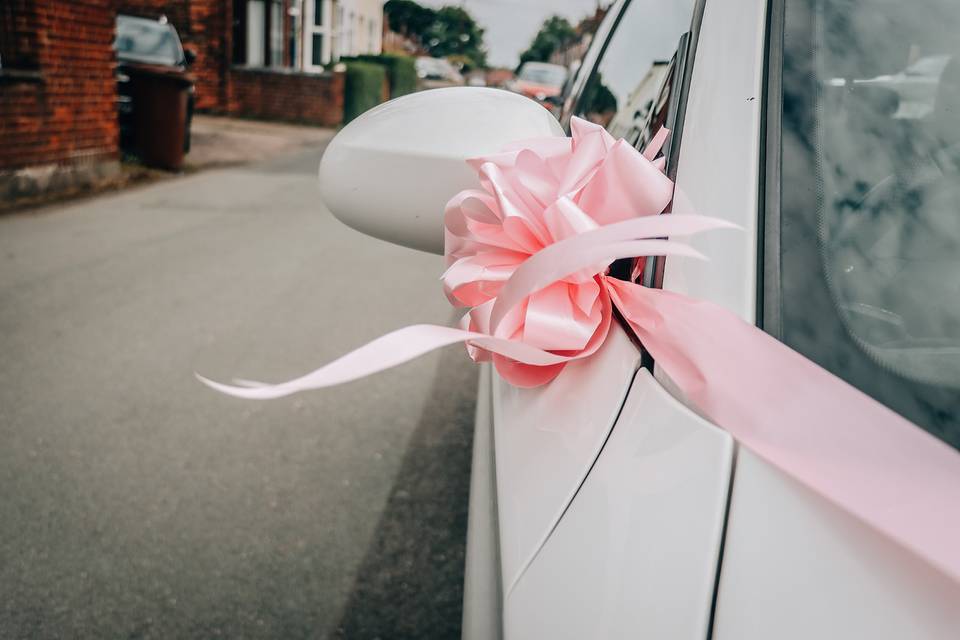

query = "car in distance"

[
  {"left": 509, "top": 61, "right": 569, "bottom": 104},
  {"left": 415, "top": 56, "right": 465, "bottom": 90}
]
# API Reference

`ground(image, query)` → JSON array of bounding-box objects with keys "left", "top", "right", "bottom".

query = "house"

[
  {"left": 1, "top": 0, "right": 121, "bottom": 203},
  {"left": 234, "top": 0, "right": 384, "bottom": 72},
  {"left": 131, "top": 1, "right": 385, "bottom": 121},
  {"left": 1, "top": 0, "right": 384, "bottom": 201}
]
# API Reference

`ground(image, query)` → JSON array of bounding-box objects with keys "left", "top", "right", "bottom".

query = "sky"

[{"left": 417, "top": 0, "right": 608, "bottom": 68}]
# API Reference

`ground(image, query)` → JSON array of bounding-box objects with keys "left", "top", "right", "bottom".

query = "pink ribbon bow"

[
  {"left": 442, "top": 118, "right": 702, "bottom": 386},
  {"left": 200, "top": 117, "right": 960, "bottom": 585}
]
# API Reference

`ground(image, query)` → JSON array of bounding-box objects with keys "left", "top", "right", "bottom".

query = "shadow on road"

[{"left": 332, "top": 338, "right": 479, "bottom": 639}]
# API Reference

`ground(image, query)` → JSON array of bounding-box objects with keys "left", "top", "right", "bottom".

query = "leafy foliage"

[
  {"left": 580, "top": 72, "right": 618, "bottom": 115},
  {"left": 353, "top": 54, "right": 418, "bottom": 98},
  {"left": 384, "top": 0, "right": 488, "bottom": 69},
  {"left": 384, "top": 0, "right": 437, "bottom": 39},
  {"left": 422, "top": 7, "right": 487, "bottom": 69},
  {"left": 343, "top": 61, "right": 387, "bottom": 123},
  {"left": 518, "top": 15, "right": 576, "bottom": 68}
]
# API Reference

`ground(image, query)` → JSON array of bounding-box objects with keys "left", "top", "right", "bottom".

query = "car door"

[
  {"left": 495, "top": 1, "right": 752, "bottom": 637},
  {"left": 713, "top": 0, "right": 960, "bottom": 637}
]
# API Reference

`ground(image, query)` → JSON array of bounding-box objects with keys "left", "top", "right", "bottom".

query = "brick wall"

[
  {"left": 111, "top": 1, "right": 189, "bottom": 31},
  {"left": 187, "top": 0, "right": 229, "bottom": 110},
  {"left": 228, "top": 68, "right": 344, "bottom": 127},
  {"left": 110, "top": 1, "right": 347, "bottom": 122},
  {"left": 1, "top": 0, "right": 346, "bottom": 179},
  {"left": 0, "top": 0, "right": 118, "bottom": 172}
]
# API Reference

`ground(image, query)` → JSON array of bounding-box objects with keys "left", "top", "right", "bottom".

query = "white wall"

[{"left": 336, "top": 0, "right": 383, "bottom": 58}]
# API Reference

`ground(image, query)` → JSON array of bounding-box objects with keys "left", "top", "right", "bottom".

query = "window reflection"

[
  {"left": 778, "top": 0, "right": 960, "bottom": 447},
  {"left": 573, "top": 0, "right": 694, "bottom": 144}
]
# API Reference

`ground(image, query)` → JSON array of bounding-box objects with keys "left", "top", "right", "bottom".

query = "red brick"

[
  {"left": 0, "top": 0, "right": 118, "bottom": 172},
  {"left": 3, "top": 0, "right": 347, "bottom": 172}
]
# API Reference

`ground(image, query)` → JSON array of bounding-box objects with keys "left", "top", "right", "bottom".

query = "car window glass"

[
  {"left": 115, "top": 18, "right": 181, "bottom": 66},
  {"left": 774, "top": 0, "right": 960, "bottom": 448},
  {"left": 574, "top": 0, "right": 695, "bottom": 145},
  {"left": 560, "top": 0, "right": 624, "bottom": 125}
]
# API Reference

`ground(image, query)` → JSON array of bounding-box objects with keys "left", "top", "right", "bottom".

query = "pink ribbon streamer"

[
  {"left": 607, "top": 280, "right": 960, "bottom": 584},
  {"left": 200, "top": 117, "right": 960, "bottom": 583}
]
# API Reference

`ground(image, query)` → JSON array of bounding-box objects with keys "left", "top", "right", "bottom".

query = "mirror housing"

[
  {"left": 318, "top": 87, "right": 565, "bottom": 254},
  {"left": 183, "top": 46, "right": 197, "bottom": 66}
]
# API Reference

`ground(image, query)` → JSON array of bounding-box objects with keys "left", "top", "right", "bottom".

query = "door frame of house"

[{"left": 303, "top": 0, "right": 332, "bottom": 71}]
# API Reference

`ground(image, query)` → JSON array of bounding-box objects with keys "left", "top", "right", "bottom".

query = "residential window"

[
  {"left": 0, "top": 0, "right": 39, "bottom": 71},
  {"left": 269, "top": 0, "right": 283, "bottom": 66},
  {"left": 288, "top": 2, "right": 299, "bottom": 68},
  {"left": 305, "top": 0, "right": 328, "bottom": 70},
  {"left": 333, "top": 5, "right": 348, "bottom": 58},
  {"left": 239, "top": 0, "right": 285, "bottom": 67},
  {"left": 245, "top": 0, "right": 265, "bottom": 66},
  {"left": 311, "top": 33, "right": 323, "bottom": 66},
  {"left": 347, "top": 11, "right": 354, "bottom": 56}
]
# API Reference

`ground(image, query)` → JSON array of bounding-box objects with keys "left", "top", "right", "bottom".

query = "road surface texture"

[{"left": 0, "top": 141, "right": 478, "bottom": 639}]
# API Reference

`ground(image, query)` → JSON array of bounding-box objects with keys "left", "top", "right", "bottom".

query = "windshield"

[
  {"left": 772, "top": 0, "right": 960, "bottom": 448},
  {"left": 518, "top": 63, "right": 567, "bottom": 87},
  {"left": 115, "top": 15, "right": 183, "bottom": 66}
]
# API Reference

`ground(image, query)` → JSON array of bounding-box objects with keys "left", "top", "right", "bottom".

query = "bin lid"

[{"left": 120, "top": 62, "right": 196, "bottom": 86}]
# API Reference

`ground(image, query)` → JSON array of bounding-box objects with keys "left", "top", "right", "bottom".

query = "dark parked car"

[{"left": 114, "top": 14, "right": 195, "bottom": 154}]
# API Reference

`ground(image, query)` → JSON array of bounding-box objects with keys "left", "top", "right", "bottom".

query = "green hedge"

[
  {"left": 343, "top": 61, "right": 387, "bottom": 123},
  {"left": 356, "top": 54, "right": 417, "bottom": 98}
]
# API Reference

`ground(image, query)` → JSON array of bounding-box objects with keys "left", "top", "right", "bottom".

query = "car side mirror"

[
  {"left": 183, "top": 46, "right": 197, "bottom": 66},
  {"left": 318, "top": 87, "right": 564, "bottom": 254}
]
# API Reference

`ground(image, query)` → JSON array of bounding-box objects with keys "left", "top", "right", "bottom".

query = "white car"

[{"left": 319, "top": 0, "right": 960, "bottom": 638}]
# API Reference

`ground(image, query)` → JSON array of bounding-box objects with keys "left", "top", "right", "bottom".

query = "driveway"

[{"left": 0, "top": 142, "right": 477, "bottom": 639}]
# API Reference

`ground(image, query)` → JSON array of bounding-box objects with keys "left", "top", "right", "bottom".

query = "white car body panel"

[
  {"left": 506, "top": 368, "right": 733, "bottom": 639},
  {"left": 662, "top": 0, "right": 767, "bottom": 324},
  {"left": 713, "top": 450, "right": 960, "bottom": 639},
  {"left": 492, "top": 324, "right": 640, "bottom": 594},
  {"left": 319, "top": 87, "right": 564, "bottom": 254},
  {"left": 461, "top": 365, "right": 502, "bottom": 640}
]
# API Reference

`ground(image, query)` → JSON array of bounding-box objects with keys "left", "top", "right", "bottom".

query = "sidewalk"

[
  {"left": 185, "top": 116, "right": 336, "bottom": 171},
  {"left": 1, "top": 116, "right": 337, "bottom": 214}
]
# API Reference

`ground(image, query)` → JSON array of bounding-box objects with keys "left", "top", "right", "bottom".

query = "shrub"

[
  {"left": 343, "top": 61, "right": 387, "bottom": 123},
  {"left": 354, "top": 54, "right": 417, "bottom": 98}
]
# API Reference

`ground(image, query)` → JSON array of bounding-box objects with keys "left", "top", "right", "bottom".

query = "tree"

[
  {"left": 383, "top": 1, "right": 488, "bottom": 69},
  {"left": 383, "top": 0, "right": 436, "bottom": 40},
  {"left": 518, "top": 15, "right": 576, "bottom": 68},
  {"left": 423, "top": 6, "right": 487, "bottom": 69}
]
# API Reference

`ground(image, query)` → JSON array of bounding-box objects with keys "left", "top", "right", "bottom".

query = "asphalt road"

[{"left": 0, "top": 145, "right": 477, "bottom": 639}]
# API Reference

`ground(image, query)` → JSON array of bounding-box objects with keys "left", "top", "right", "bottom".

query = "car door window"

[
  {"left": 767, "top": 0, "right": 960, "bottom": 448},
  {"left": 572, "top": 0, "right": 696, "bottom": 147}
]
